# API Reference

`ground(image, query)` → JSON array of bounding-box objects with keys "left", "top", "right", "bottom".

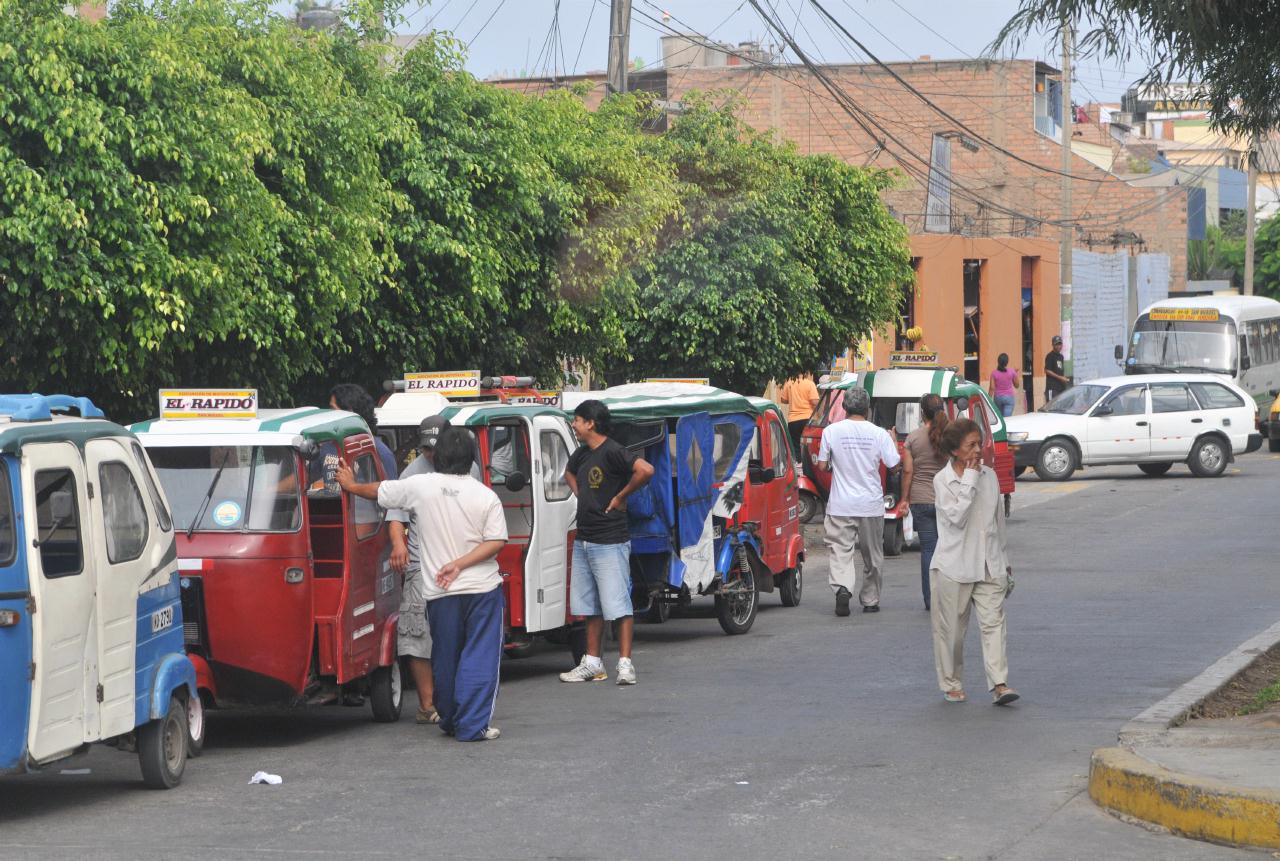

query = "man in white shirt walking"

[
  {"left": 817, "top": 387, "right": 901, "bottom": 616},
  {"left": 337, "top": 427, "right": 509, "bottom": 741}
]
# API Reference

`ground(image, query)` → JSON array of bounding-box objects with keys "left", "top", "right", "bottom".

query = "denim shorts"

[{"left": 571, "top": 540, "right": 633, "bottom": 621}]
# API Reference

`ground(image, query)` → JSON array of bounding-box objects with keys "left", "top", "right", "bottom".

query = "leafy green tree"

[{"left": 617, "top": 96, "right": 912, "bottom": 393}]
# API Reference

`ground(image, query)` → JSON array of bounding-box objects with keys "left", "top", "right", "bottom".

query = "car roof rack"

[{"left": 0, "top": 394, "right": 105, "bottom": 422}]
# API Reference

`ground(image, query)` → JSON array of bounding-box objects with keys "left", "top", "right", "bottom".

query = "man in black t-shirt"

[
  {"left": 558, "top": 400, "right": 654, "bottom": 686},
  {"left": 1044, "top": 335, "right": 1070, "bottom": 403}
]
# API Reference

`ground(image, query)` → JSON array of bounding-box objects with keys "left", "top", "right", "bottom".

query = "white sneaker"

[
  {"left": 559, "top": 658, "right": 607, "bottom": 683},
  {"left": 481, "top": 727, "right": 501, "bottom": 740},
  {"left": 616, "top": 658, "right": 637, "bottom": 686}
]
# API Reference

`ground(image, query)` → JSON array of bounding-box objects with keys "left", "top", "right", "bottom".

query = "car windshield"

[
  {"left": 1042, "top": 385, "right": 1107, "bottom": 415},
  {"left": 147, "top": 445, "right": 301, "bottom": 532},
  {"left": 1129, "top": 316, "right": 1237, "bottom": 374}
]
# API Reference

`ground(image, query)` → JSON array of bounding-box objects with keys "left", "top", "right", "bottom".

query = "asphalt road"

[{"left": 4, "top": 456, "right": 1280, "bottom": 860}]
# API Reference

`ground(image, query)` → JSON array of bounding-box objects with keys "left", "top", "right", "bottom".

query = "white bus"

[{"left": 1121, "top": 294, "right": 1280, "bottom": 409}]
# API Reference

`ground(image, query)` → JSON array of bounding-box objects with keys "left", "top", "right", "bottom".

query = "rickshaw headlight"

[
  {"left": 0, "top": 609, "right": 19, "bottom": 627},
  {"left": 883, "top": 495, "right": 896, "bottom": 510}
]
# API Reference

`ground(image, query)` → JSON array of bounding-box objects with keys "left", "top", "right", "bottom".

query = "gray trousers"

[
  {"left": 823, "top": 515, "right": 883, "bottom": 607},
  {"left": 929, "top": 570, "right": 1009, "bottom": 693}
]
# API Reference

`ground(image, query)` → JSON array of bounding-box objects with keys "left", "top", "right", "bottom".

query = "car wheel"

[
  {"left": 883, "top": 519, "right": 904, "bottom": 557},
  {"left": 1188, "top": 436, "right": 1228, "bottom": 477},
  {"left": 798, "top": 491, "right": 820, "bottom": 524},
  {"left": 1034, "top": 439, "right": 1076, "bottom": 481},
  {"left": 1138, "top": 462, "right": 1173, "bottom": 477}
]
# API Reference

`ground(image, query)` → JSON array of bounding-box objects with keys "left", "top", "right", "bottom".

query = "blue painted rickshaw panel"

[
  {"left": 674, "top": 413, "right": 716, "bottom": 549},
  {"left": 0, "top": 456, "right": 32, "bottom": 772},
  {"left": 133, "top": 572, "right": 187, "bottom": 726}
]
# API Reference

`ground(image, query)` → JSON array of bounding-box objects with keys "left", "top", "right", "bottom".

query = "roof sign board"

[
  {"left": 889, "top": 351, "right": 941, "bottom": 367},
  {"left": 405, "top": 370, "right": 481, "bottom": 397},
  {"left": 1149, "top": 307, "right": 1220, "bottom": 322},
  {"left": 507, "top": 390, "right": 563, "bottom": 408},
  {"left": 159, "top": 389, "right": 257, "bottom": 420},
  {"left": 643, "top": 377, "right": 710, "bottom": 386}
]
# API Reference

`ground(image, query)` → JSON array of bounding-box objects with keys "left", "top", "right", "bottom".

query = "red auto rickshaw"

[{"left": 131, "top": 393, "right": 404, "bottom": 723}]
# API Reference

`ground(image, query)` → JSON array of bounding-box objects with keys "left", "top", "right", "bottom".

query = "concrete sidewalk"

[{"left": 1089, "top": 619, "right": 1280, "bottom": 850}]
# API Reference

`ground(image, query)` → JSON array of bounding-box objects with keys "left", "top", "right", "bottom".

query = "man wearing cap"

[
  {"left": 385, "top": 416, "right": 481, "bottom": 725},
  {"left": 1044, "top": 336, "right": 1070, "bottom": 403}
]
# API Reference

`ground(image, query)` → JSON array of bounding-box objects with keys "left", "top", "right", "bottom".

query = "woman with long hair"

[
  {"left": 900, "top": 393, "right": 948, "bottom": 610},
  {"left": 988, "top": 353, "right": 1020, "bottom": 418},
  {"left": 930, "top": 418, "right": 1019, "bottom": 706}
]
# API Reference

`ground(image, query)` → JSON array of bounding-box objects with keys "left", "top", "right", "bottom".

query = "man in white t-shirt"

[
  {"left": 817, "top": 387, "right": 901, "bottom": 617},
  {"left": 337, "top": 427, "right": 508, "bottom": 742}
]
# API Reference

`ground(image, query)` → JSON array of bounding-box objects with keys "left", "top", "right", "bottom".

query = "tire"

[
  {"left": 369, "top": 661, "right": 403, "bottom": 723},
  {"left": 1004, "top": 493, "right": 1012, "bottom": 518},
  {"left": 798, "top": 491, "right": 820, "bottom": 524},
  {"left": 186, "top": 692, "right": 205, "bottom": 758},
  {"left": 138, "top": 696, "right": 188, "bottom": 790},
  {"left": 1013, "top": 465, "right": 1027, "bottom": 478},
  {"left": 645, "top": 593, "right": 671, "bottom": 623},
  {"left": 714, "top": 548, "right": 758, "bottom": 635},
  {"left": 504, "top": 634, "right": 536, "bottom": 659},
  {"left": 883, "top": 519, "right": 904, "bottom": 557},
  {"left": 1138, "top": 462, "right": 1173, "bottom": 477},
  {"left": 1188, "top": 436, "right": 1229, "bottom": 477},
  {"left": 1269, "top": 436, "right": 1280, "bottom": 453},
  {"left": 1034, "top": 439, "right": 1076, "bottom": 481},
  {"left": 778, "top": 560, "right": 803, "bottom": 607}
]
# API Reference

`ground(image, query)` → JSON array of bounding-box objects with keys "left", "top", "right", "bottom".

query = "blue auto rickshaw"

[{"left": 0, "top": 395, "right": 197, "bottom": 789}]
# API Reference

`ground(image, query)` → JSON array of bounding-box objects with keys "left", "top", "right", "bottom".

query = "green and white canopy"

[
  {"left": 440, "top": 403, "right": 567, "bottom": 427},
  {"left": 130, "top": 408, "right": 369, "bottom": 448},
  {"left": 858, "top": 368, "right": 964, "bottom": 399},
  {"left": 562, "top": 383, "right": 756, "bottom": 422}
]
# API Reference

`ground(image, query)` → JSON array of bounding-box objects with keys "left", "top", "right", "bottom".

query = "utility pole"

[
  {"left": 1059, "top": 20, "right": 1073, "bottom": 377},
  {"left": 607, "top": 0, "right": 633, "bottom": 97},
  {"left": 1246, "top": 139, "right": 1257, "bottom": 295}
]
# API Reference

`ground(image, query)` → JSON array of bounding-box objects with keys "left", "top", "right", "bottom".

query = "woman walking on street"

[
  {"left": 901, "top": 394, "right": 948, "bottom": 611},
  {"left": 988, "top": 353, "right": 1020, "bottom": 418},
  {"left": 930, "top": 418, "right": 1019, "bottom": 706}
]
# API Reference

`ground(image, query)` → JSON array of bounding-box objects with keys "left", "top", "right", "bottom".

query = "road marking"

[{"left": 1014, "top": 480, "right": 1107, "bottom": 510}]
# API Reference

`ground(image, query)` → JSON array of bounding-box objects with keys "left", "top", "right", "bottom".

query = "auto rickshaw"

[
  {"left": 130, "top": 392, "right": 403, "bottom": 723},
  {"left": 796, "top": 373, "right": 859, "bottom": 524},
  {"left": 800, "top": 361, "right": 1016, "bottom": 553},
  {"left": 565, "top": 383, "right": 806, "bottom": 635},
  {"left": 0, "top": 395, "right": 197, "bottom": 789}
]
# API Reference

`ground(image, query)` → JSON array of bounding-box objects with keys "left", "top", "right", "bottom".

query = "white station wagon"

[{"left": 1006, "top": 374, "right": 1262, "bottom": 481}]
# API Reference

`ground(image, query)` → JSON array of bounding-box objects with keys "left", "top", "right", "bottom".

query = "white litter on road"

[
  {"left": 249, "top": 771, "right": 283, "bottom": 785},
  {"left": 59, "top": 768, "right": 91, "bottom": 775}
]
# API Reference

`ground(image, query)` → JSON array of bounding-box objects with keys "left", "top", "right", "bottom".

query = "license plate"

[{"left": 151, "top": 606, "right": 174, "bottom": 634}]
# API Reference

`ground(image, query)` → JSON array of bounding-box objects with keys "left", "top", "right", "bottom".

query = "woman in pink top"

[{"left": 988, "top": 353, "right": 1020, "bottom": 417}]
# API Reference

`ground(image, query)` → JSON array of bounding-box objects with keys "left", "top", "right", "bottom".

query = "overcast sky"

[{"left": 376, "top": 0, "right": 1146, "bottom": 102}]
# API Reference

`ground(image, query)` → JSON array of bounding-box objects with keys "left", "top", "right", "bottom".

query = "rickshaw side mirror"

[
  {"left": 748, "top": 465, "right": 776, "bottom": 484},
  {"left": 292, "top": 436, "right": 320, "bottom": 461},
  {"left": 49, "top": 489, "right": 74, "bottom": 522},
  {"left": 954, "top": 396, "right": 970, "bottom": 412},
  {"left": 1114, "top": 344, "right": 1124, "bottom": 361},
  {"left": 505, "top": 471, "right": 528, "bottom": 492}
]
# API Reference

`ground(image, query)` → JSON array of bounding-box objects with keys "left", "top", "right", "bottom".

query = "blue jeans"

[
  {"left": 910, "top": 503, "right": 938, "bottom": 609},
  {"left": 994, "top": 393, "right": 1015, "bottom": 417},
  {"left": 426, "top": 586, "right": 503, "bottom": 741},
  {"left": 571, "top": 540, "right": 633, "bottom": 620}
]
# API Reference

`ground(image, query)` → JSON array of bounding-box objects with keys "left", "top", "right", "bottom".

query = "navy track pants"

[{"left": 426, "top": 586, "right": 503, "bottom": 741}]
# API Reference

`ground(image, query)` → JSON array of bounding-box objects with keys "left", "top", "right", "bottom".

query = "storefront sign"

[
  {"left": 1149, "top": 308, "right": 1219, "bottom": 322},
  {"left": 405, "top": 370, "right": 481, "bottom": 397},
  {"left": 643, "top": 377, "right": 711, "bottom": 385},
  {"left": 159, "top": 389, "right": 258, "bottom": 420},
  {"left": 889, "top": 351, "right": 940, "bottom": 367},
  {"left": 508, "top": 390, "right": 563, "bottom": 408}
]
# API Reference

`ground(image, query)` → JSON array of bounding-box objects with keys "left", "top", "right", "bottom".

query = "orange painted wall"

[{"left": 873, "top": 236, "right": 1060, "bottom": 411}]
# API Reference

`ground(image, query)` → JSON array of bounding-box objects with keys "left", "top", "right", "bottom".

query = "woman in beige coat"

[{"left": 930, "top": 418, "right": 1019, "bottom": 706}]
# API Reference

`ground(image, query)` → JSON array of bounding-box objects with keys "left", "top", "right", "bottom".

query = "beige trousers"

[
  {"left": 930, "top": 569, "right": 1009, "bottom": 692},
  {"left": 824, "top": 515, "right": 883, "bottom": 607}
]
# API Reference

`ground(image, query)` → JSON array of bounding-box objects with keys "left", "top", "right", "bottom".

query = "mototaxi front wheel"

[
  {"left": 369, "top": 661, "right": 403, "bottom": 723},
  {"left": 138, "top": 696, "right": 188, "bottom": 789}
]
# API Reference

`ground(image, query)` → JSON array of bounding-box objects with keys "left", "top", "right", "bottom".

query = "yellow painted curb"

[{"left": 1089, "top": 747, "right": 1280, "bottom": 850}]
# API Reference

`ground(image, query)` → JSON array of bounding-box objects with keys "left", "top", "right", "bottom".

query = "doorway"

[
  {"left": 963, "top": 259, "right": 982, "bottom": 383},
  {"left": 1021, "top": 256, "right": 1037, "bottom": 410}
]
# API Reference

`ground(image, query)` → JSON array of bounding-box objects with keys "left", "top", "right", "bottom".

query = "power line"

[
  {"left": 466, "top": 0, "right": 508, "bottom": 48},
  {"left": 571, "top": 0, "right": 596, "bottom": 75}
]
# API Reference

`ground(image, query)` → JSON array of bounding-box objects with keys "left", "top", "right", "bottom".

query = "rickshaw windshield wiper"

[{"left": 188, "top": 450, "right": 231, "bottom": 540}]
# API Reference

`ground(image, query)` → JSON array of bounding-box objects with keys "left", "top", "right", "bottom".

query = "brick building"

[{"left": 493, "top": 55, "right": 1188, "bottom": 404}]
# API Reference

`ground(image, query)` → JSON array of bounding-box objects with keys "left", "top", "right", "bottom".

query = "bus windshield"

[
  {"left": 1128, "top": 316, "right": 1237, "bottom": 375},
  {"left": 147, "top": 446, "right": 301, "bottom": 532}
]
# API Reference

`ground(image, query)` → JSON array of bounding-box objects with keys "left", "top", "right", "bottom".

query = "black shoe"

[
  {"left": 835, "top": 587, "right": 852, "bottom": 617},
  {"left": 862, "top": 604, "right": 880, "bottom": 613}
]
